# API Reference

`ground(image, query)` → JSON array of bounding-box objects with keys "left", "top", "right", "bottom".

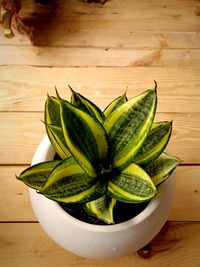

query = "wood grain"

[
  {"left": 0, "top": 0, "right": 199, "bottom": 48},
  {"left": 0, "top": 113, "right": 45, "bottom": 165},
  {"left": 0, "top": 0, "right": 199, "bottom": 265},
  {"left": 0, "top": 222, "right": 199, "bottom": 267},
  {"left": 1, "top": 30, "right": 199, "bottom": 49},
  {"left": 0, "top": 0, "right": 199, "bottom": 67},
  {"left": 0, "top": 66, "right": 199, "bottom": 113},
  {"left": 0, "top": 166, "right": 199, "bottom": 222},
  {"left": 0, "top": 166, "right": 36, "bottom": 222},
  {"left": 1, "top": 46, "right": 199, "bottom": 67},
  {"left": 169, "top": 166, "right": 200, "bottom": 221}
]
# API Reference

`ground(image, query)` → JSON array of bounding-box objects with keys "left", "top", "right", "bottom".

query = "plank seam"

[{"left": 0, "top": 44, "right": 200, "bottom": 50}]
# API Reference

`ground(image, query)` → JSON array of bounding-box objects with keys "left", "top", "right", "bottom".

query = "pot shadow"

[
  {"left": 20, "top": 0, "right": 106, "bottom": 46},
  {"left": 21, "top": 0, "right": 64, "bottom": 46}
]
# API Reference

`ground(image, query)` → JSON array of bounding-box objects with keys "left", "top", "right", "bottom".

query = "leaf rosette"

[{"left": 17, "top": 83, "right": 181, "bottom": 224}]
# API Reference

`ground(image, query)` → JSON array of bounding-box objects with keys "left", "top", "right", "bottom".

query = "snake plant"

[{"left": 17, "top": 83, "right": 180, "bottom": 224}]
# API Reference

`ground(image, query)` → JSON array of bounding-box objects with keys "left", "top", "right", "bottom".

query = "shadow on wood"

[
  {"left": 21, "top": 0, "right": 61, "bottom": 46},
  {"left": 20, "top": 0, "right": 105, "bottom": 46}
]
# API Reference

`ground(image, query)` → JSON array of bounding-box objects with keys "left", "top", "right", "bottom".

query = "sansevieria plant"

[{"left": 17, "top": 82, "right": 180, "bottom": 224}]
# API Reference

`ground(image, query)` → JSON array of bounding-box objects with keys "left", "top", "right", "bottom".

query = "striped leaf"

[
  {"left": 143, "top": 152, "right": 181, "bottom": 186},
  {"left": 41, "top": 157, "right": 107, "bottom": 203},
  {"left": 133, "top": 121, "right": 172, "bottom": 165},
  {"left": 103, "top": 92, "right": 128, "bottom": 117},
  {"left": 108, "top": 163, "right": 156, "bottom": 203},
  {"left": 46, "top": 124, "right": 71, "bottom": 158},
  {"left": 60, "top": 100, "right": 109, "bottom": 177},
  {"left": 45, "top": 95, "right": 61, "bottom": 126},
  {"left": 104, "top": 89, "right": 157, "bottom": 171},
  {"left": 70, "top": 86, "right": 105, "bottom": 123},
  {"left": 16, "top": 160, "right": 60, "bottom": 190},
  {"left": 45, "top": 95, "right": 71, "bottom": 159},
  {"left": 85, "top": 194, "right": 116, "bottom": 224}
]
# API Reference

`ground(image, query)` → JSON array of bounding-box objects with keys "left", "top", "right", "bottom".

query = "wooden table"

[{"left": 0, "top": 0, "right": 200, "bottom": 266}]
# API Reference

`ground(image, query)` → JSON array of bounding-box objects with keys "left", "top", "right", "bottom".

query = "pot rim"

[{"left": 31, "top": 135, "right": 171, "bottom": 233}]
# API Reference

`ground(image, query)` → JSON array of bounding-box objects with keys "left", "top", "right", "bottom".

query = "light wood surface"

[
  {"left": 0, "top": 222, "right": 200, "bottom": 267},
  {"left": 0, "top": 0, "right": 199, "bottom": 266},
  {"left": 0, "top": 66, "right": 199, "bottom": 113}
]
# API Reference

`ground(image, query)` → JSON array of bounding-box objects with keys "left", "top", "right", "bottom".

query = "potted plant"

[
  {"left": 0, "top": 0, "right": 107, "bottom": 39},
  {"left": 17, "top": 82, "right": 180, "bottom": 259}
]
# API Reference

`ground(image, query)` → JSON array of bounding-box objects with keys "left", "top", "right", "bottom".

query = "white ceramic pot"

[{"left": 29, "top": 135, "right": 175, "bottom": 259}]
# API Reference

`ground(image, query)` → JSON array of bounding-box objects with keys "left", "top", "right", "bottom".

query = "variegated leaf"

[
  {"left": 16, "top": 160, "right": 60, "bottom": 190},
  {"left": 45, "top": 95, "right": 61, "bottom": 126},
  {"left": 108, "top": 163, "right": 157, "bottom": 203},
  {"left": 133, "top": 121, "right": 172, "bottom": 165},
  {"left": 143, "top": 152, "right": 181, "bottom": 186},
  {"left": 45, "top": 96, "right": 71, "bottom": 159},
  {"left": 42, "top": 157, "right": 107, "bottom": 203},
  {"left": 46, "top": 124, "right": 71, "bottom": 158},
  {"left": 70, "top": 86, "right": 105, "bottom": 123},
  {"left": 60, "top": 100, "right": 109, "bottom": 177},
  {"left": 103, "top": 92, "right": 128, "bottom": 117},
  {"left": 85, "top": 194, "right": 116, "bottom": 224},
  {"left": 104, "top": 89, "right": 157, "bottom": 171}
]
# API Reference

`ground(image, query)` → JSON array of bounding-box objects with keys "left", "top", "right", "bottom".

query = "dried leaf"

[{"left": 0, "top": 0, "right": 32, "bottom": 38}]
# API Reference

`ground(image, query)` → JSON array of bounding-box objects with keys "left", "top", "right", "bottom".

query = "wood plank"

[
  {"left": 1, "top": 46, "right": 199, "bottom": 67},
  {"left": 1, "top": 30, "right": 199, "bottom": 49},
  {"left": 169, "top": 166, "right": 200, "bottom": 221},
  {"left": 0, "top": 113, "right": 45, "bottom": 165},
  {"left": 0, "top": 1, "right": 199, "bottom": 266},
  {"left": 0, "top": 222, "right": 200, "bottom": 267},
  {"left": 0, "top": 0, "right": 199, "bottom": 50},
  {"left": 0, "top": 66, "right": 199, "bottom": 113},
  {"left": 0, "top": 166, "right": 36, "bottom": 222},
  {"left": 19, "top": 0, "right": 200, "bottom": 32},
  {"left": 0, "top": 166, "right": 199, "bottom": 222},
  {"left": 0, "top": 112, "right": 199, "bottom": 164}
]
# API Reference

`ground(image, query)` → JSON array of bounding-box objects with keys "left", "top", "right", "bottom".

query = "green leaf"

[
  {"left": 108, "top": 163, "right": 157, "bottom": 203},
  {"left": 46, "top": 124, "right": 71, "bottom": 158},
  {"left": 16, "top": 160, "right": 60, "bottom": 190},
  {"left": 85, "top": 194, "right": 116, "bottom": 224},
  {"left": 60, "top": 100, "right": 109, "bottom": 177},
  {"left": 104, "top": 88, "right": 157, "bottom": 170},
  {"left": 103, "top": 92, "right": 127, "bottom": 117},
  {"left": 143, "top": 152, "right": 181, "bottom": 186},
  {"left": 70, "top": 86, "right": 105, "bottom": 123},
  {"left": 133, "top": 121, "right": 172, "bottom": 165},
  {"left": 45, "top": 95, "right": 61, "bottom": 126},
  {"left": 41, "top": 157, "right": 107, "bottom": 203},
  {"left": 45, "top": 96, "right": 71, "bottom": 159}
]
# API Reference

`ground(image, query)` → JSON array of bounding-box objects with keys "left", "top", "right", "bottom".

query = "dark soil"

[{"left": 59, "top": 201, "right": 149, "bottom": 225}]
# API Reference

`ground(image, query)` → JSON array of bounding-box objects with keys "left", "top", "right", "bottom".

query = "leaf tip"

[
  {"left": 55, "top": 86, "right": 61, "bottom": 99},
  {"left": 123, "top": 86, "right": 128, "bottom": 99},
  {"left": 153, "top": 80, "right": 157, "bottom": 93},
  {"left": 68, "top": 84, "right": 74, "bottom": 93},
  {"left": 177, "top": 157, "right": 183, "bottom": 164},
  {"left": 15, "top": 174, "right": 20, "bottom": 180}
]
